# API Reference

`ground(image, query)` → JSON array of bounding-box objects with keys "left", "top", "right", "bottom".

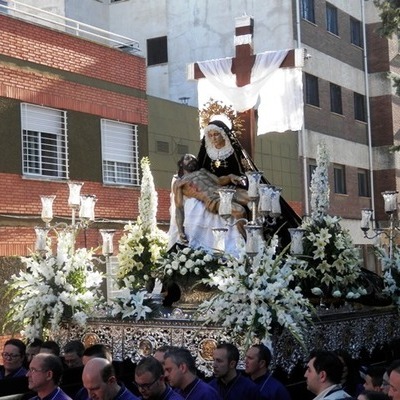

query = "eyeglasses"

[
  {"left": 28, "top": 368, "right": 47, "bottom": 374},
  {"left": 134, "top": 377, "right": 158, "bottom": 390},
  {"left": 1, "top": 352, "right": 21, "bottom": 359}
]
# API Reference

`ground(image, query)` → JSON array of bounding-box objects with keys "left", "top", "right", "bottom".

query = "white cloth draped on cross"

[{"left": 197, "top": 49, "right": 304, "bottom": 135}]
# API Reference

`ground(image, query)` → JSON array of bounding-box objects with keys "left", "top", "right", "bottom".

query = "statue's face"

[
  {"left": 182, "top": 154, "right": 198, "bottom": 172},
  {"left": 207, "top": 129, "right": 225, "bottom": 149}
]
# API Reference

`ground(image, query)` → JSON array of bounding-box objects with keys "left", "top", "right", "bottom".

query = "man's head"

[
  {"left": 213, "top": 343, "right": 239, "bottom": 380},
  {"left": 63, "top": 340, "right": 85, "bottom": 368},
  {"left": 163, "top": 348, "right": 197, "bottom": 390},
  {"left": 389, "top": 362, "right": 400, "bottom": 400},
  {"left": 363, "top": 366, "right": 385, "bottom": 392},
  {"left": 27, "top": 353, "right": 63, "bottom": 395},
  {"left": 26, "top": 338, "right": 43, "bottom": 364},
  {"left": 82, "top": 358, "right": 119, "bottom": 400},
  {"left": 82, "top": 344, "right": 113, "bottom": 366},
  {"left": 2, "top": 338, "right": 26, "bottom": 374},
  {"left": 304, "top": 350, "right": 344, "bottom": 395},
  {"left": 177, "top": 154, "right": 198, "bottom": 177},
  {"left": 135, "top": 356, "right": 166, "bottom": 399},
  {"left": 153, "top": 345, "right": 177, "bottom": 369},
  {"left": 245, "top": 344, "right": 271, "bottom": 379},
  {"left": 40, "top": 340, "right": 60, "bottom": 357}
]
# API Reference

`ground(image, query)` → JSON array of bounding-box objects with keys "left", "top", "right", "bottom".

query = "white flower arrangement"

[
  {"left": 299, "top": 142, "right": 365, "bottom": 300},
  {"left": 116, "top": 157, "right": 168, "bottom": 290},
  {"left": 300, "top": 215, "right": 366, "bottom": 299},
  {"left": 5, "top": 231, "right": 104, "bottom": 340},
  {"left": 156, "top": 246, "right": 220, "bottom": 285},
  {"left": 197, "top": 236, "right": 313, "bottom": 346},
  {"left": 111, "top": 157, "right": 168, "bottom": 320},
  {"left": 376, "top": 245, "right": 400, "bottom": 306},
  {"left": 109, "top": 288, "right": 154, "bottom": 320}
]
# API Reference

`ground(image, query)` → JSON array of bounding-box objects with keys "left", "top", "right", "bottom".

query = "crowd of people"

[{"left": 0, "top": 336, "right": 399, "bottom": 400}]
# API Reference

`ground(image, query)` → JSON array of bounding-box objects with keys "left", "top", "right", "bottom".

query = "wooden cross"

[{"left": 188, "top": 15, "right": 300, "bottom": 158}]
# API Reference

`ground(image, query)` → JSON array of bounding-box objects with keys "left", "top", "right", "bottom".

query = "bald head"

[{"left": 82, "top": 358, "right": 119, "bottom": 400}]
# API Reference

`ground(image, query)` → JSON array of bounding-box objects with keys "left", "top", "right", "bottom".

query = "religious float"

[{"left": 4, "top": 102, "right": 400, "bottom": 386}]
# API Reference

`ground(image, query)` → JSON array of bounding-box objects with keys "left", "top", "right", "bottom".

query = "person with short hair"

[
  {"left": 63, "top": 340, "right": 85, "bottom": 368},
  {"left": 40, "top": 341, "right": 61, "bottom": 357},
  {"left": 26, "top": 339, "right": 43, "bottom": 366},
  {"left": 134, "top": 356, "right": 183, "bottom": 400},
  {"left": 164, "top": 347, "right": 221, "bottom": 400},
  {"left": 82, "top": 357, "right": 139, "bottom": 400},
  {"left": 209, "top": 343, "right": 260, "bottom": 400},
  {"left": 363, "top": 366, "right": 386, "bottom": 392},
  {"left": 245, "top": 344, "right": 291, "bottom": 400},
  {"left": 27, "top": 353, "right": 71, "bottom": 400},
  {"left": 0, "top": 338, "right": 27, "bottom": 379},
  {"left": 304, "top": 350, "right": 352, "bottom": 399}
]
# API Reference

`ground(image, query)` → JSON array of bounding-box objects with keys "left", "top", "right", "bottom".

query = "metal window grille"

[
  {"left": 101, "top": 119, "right": 139, "bottom": 185},
  {"left": 21, "top": 103, "right": 68, "bottom": 179}
]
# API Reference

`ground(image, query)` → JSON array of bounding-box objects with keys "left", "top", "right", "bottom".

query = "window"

[
  {"left": 305, "top": 73, "right": 320, "bottom": 107},
  {"left": 101, "top": 119, "right": 139, "bottom": 185},
  {"left": 326, "top": 4, "right": 339, "bottom": 35},
  {"left": 177, "top": 144, "right": 189, "bottom": 155},
  {"left": 330, "top": 83, "right": 343, "bottom": 114},
  {"left": 21, "top": 103, "right": 68, "bottom": 179},
  {"left": 301, "top": 0, "right": 315, "bottom": 23},
  {"left": 147, "top": 36, "right": 168, "bottom": 66},
  {"left": 334, "top": 165, "right": 346, "bottom": 194},
  {"left": 358, "top": 169, "right": 370, "bottom": 197},
  {"left": 0, "top": 0, "right": 8, "bottom": 14},
  {"left": 354, "top": 93, "right": 366, "bottom": 122},
  {"left": 350, "top": 17, "right": 363, "bottom": 47},
  {"left": 156, "top": 140, "right": 169, "bottom": 153}
]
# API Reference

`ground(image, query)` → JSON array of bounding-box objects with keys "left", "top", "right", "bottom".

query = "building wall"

[{"left": 0, "top": 13, "right": 159, "bottom": 257}]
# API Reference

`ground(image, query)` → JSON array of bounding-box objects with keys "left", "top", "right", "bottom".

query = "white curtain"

[{"left": 197, "top": 49, "right": 304, "bottom": 135}]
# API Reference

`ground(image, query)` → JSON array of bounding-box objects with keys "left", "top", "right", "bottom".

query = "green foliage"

[{"left": 373, "top": 0, "right": 400, "bottom": 38}]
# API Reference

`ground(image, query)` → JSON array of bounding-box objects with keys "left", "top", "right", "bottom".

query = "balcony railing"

[{"left": 0, "top": 0, "right": 141, "bottom": 54}]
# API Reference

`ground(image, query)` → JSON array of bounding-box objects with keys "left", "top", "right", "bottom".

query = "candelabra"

[
  {"left": 35, "top": 181, "right": 115, "bottom": 257},
  {"left": 361, "top": 190, "right": 400, "bottom": 259},
  {"left": 212, "top": 171, "right": 284, "bottom": 256}
]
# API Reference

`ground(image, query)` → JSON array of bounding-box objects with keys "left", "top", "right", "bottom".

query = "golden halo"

[{"left": 199, "top": 98, "right": 245, "bottom": 137}]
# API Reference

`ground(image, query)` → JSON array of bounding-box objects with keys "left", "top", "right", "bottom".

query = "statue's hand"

[
  {"left": 230, "top": 174, "right": 246, "bottom": 186},
  {"left": 178, "top": 232, "right": 188, "bottom": 244}
]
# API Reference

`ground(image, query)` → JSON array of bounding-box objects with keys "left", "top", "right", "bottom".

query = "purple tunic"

[
  {"left": 253, "top": 373, "right": 291, "bottom": 400},
  {"left": 177, "top": 378, "right": 221, "bottom": 400},
  {"left": 209, "top": 373, "right": 261, "bottom": 400}
]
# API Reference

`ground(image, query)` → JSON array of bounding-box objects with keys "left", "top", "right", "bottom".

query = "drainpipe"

[
  {"left": 295, "top": 0, "right": 309, "bottom": 217},
  {"left": 361, "top": 0, "right": 376, "bottom": 225}
]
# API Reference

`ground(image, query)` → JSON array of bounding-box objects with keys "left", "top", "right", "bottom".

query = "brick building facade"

[{"left": 0, "top": 13, "right": 172, "bottom": 257}]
